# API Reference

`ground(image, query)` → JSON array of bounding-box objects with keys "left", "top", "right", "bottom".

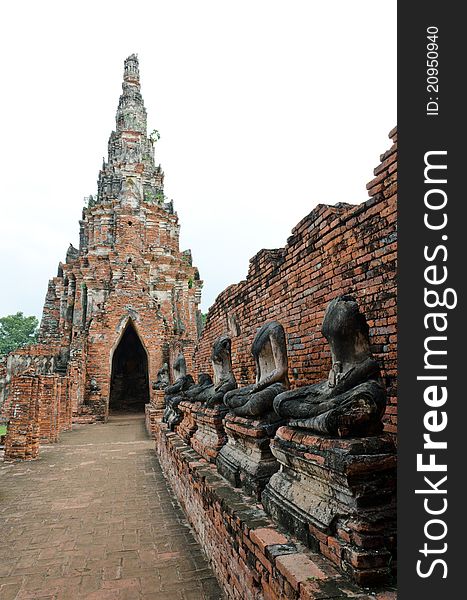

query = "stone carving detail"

[
  {"left": 224, "top": 321, "right": 289, "bottom": 420},
  {"left": 261, "top": 296, "right": 394, "bottom": 585},
  {"left": 162, "top": 376, "right": 195, "bottom": 430},
  {"left": 274, "top": 295, "right": 386, "bottom": 437},
  {"left": 152, "top": 362, "right": 169, "bottom": 390}
]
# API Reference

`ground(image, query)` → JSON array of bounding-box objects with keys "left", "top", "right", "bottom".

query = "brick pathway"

[{"left": 0, "top": 414, "right": 222, "bottom": 600}]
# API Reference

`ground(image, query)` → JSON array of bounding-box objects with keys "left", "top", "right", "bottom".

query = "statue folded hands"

[
  {"left": 193, "top": 335, "right": 237, "bottom": 407},
  {"left": 152, "top": 362, "right": 169, "bottom": 390},
  {"left": 224, "top": 321, "right": 289, "bottom": 420},
  {"left": 163, "top": 353, "right": 195, "bottom": 427},
  {"left": 273, "top": 295, "right": 386, "bottom": 437}
]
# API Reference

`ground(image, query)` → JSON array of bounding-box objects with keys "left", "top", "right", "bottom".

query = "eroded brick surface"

[
  {"left": 0, "top": 415, "right": 222, "bottom": 599},
  {"left": 153, "top": 421, "right": 397, "bottom": 600},
  {"left": 193, "top": 129, "right": 397, "bottom": 438}
]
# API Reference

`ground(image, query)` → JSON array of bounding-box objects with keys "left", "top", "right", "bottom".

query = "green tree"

[{"left": 0, "top": 312, "right": 39, "bottom": 356}]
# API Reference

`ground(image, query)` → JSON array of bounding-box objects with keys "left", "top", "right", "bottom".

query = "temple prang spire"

[
  {"left": 123, "top": 53, "right": 140, "bottom": 86},
  {"left": 116, "top": 53, "right": 147, "bottom": 136},
  {"left": 1, "top": 52, "right": 203, "bottom": 465},
  {"left": 96, "top": 54, "right": 165, "bottom": 206}
]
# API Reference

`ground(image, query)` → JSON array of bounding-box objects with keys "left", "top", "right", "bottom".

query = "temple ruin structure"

[
  {"left": 1, "top": 55, "right": 202, "bottom": 456},
  {"left": 1, "top": 53, "right": 398, "bottom": 600}
]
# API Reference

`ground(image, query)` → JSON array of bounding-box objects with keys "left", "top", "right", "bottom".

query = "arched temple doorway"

[{"left": 109, "top": 321, "right": 149, "bottom": 412}]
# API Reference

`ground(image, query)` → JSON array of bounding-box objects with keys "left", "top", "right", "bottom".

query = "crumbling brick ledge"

[{"left": 153, "top": 421, "right": 396, "bottom": 600}]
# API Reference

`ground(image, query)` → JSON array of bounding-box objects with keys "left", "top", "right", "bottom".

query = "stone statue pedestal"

[
  {"left": 151, "top": 390, "right": 166, "bottom": 415},
  {"left": 176, "top": 401, "right": 202, "bottom": 443},
  {"left": 262, "top": 427, "right": 396, "bottom": 586},
  {"left": 145, "top": 390, "right": 165, "bottom": 438},
  {"left": 163, "top": 401, "right": 182, "bottom": 431},
  {"left": 191, "top": 404, "right": 229, "bottom": 463},
  {"left": 216, "top": 414, "right": 282, "bottom": 499}
]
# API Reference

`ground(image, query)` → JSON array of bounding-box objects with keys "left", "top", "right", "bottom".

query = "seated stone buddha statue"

[
  {"left": 194, "top": 335, "right": 237, "bottom": 407},
  {"left": 273, "top": 295, "right": 386, "bottom": 437},
  {"left": 163, "top": 353, "right": 194, "bottom": 427},
  {"left": 164, "top": 354, "right": 192, "bottom": 394},
  {"left": 183, "top": 372, "right": 214, "bottom": 402},
  {"left": 152, "top": 362, "right": 169, "bottom": 390},
  {"left": 164, "top": 373, "right": 212, "bottom": 432},
  {"left": 223, "top": 321, "right": 289, "bottom": 420}
]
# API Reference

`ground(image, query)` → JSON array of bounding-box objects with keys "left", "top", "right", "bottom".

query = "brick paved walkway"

[{"left": 0, "top": 414, "right": 222, "bottom": 600}]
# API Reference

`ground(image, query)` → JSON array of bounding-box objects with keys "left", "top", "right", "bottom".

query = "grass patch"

[{"left": 0, "top": 425, "right": 7, "bottom": 436}]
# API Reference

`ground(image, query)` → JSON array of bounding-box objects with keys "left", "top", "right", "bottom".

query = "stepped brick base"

[
  {"left": 152, "top": 420, "right": 396, "bottom": 599},
  {"left": 190, "top": 404, "right": 228, "bottom": 463},
  {"left": 216, "top": 414, "right": 282, "bottom": 500},
  {"left": 3, "top": 377, "right": 40, "bottom": 461},
  {"left": 262, "top": 427, "right": 397, "bottom": 586},
  {"left": 176, "top": 401, "right": 202, "bottom": 443},
  {"left": 145, "top": 390, "right": 165, "bottom": 438},
  {"left": 4, "top": 374, "right": 72, "bottom": 461}
]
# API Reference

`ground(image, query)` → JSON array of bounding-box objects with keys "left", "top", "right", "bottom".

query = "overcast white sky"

[{"left": 0, "top": 1, "right": 396, "bottom": 318}]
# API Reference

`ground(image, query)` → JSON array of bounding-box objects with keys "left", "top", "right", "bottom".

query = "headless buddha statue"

[
  {"left": 194, "top": 336, "right": 237, "bottom": 407},
  {"left": 152, "top": 362, "right": 169, "bottom": 390},
  {"left": 162, "top": 353, "right": 194, "bottom": 427},
  {"left": 183, "top": 373, "right": 214, "bottom": 402},
  {"left": 273, "top": 295, "right": 386, "bottom": 437},
  {"left": 224, "top": 321, "right": 289, "bottom": 420}
]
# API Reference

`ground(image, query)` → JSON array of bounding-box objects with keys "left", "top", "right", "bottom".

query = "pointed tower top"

[
  {"left": 114, "top": 53, "right": 147, "bottom": 135},
  {"left": 123, "top": 54, "right": 140, "bottom": 85},
  {"left": 96, "top": 54, "right": 164, "bottom": 206}
]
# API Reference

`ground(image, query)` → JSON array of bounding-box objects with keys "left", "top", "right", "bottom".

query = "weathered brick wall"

[
  {"left": 0, "top": 346, "right": 56, "bottom": 420},
  {"left": 193, "top": 128, "right": 397, "bottom": 435},
  {"left": 58, "top": 377, "right": 72, "bottom": 432},
  {"left": 67, "top": 349, "right": 86, "bottom": 418},
  {"left": 37, "top": 199, "right": 203, "bottom": 423},
  {"left": 37, "top": 376, "right": 61, "bottom": 443},
  {"left": 36, "top": 375, "right": 71, "bottom": 442},
  {"left": 3, "top": 376, "right": 41, "bottom": 460},
  {"left": 154, "top": 421, "right": 396, "bottom": 600},
  {"left": 3, "top": 373, "right": 72, "bottom": 458},
  {"left": 0, "top": 357, "right": 7, "bottom": 410}
]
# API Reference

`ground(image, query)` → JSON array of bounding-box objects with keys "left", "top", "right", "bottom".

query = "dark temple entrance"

[{"left": 109, "top": 322, "right": 149, "bottom": 413}]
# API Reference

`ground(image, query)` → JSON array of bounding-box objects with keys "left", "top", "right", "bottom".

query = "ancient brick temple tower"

[{"left": 5, "top": 55, "right": 202, "bottom": 424}]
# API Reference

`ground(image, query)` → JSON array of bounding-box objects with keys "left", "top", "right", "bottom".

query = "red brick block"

[
  {"left": 276, "top": 553, "right": 327, "bottom": 591},
  {"left": 250, "top": 528, "right": 289, "bottom": 552}
]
